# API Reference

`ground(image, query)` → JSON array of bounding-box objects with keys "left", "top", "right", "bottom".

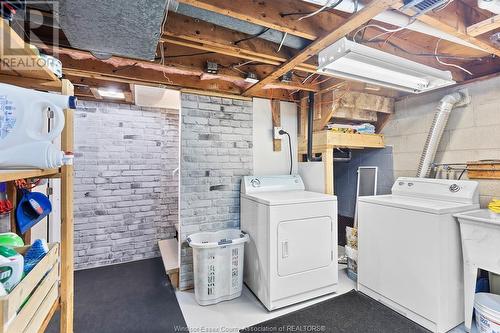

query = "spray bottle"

[{"left": 0, "top": 83, "right": 77, "bottom": 169}]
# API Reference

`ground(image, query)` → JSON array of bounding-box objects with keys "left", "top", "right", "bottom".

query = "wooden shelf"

[
  {"left": 0, "top": 20, "right": 61, "bottom": 90},
  {"left": 299, "top": 131, "right": 385, "bottom": 154},
  {"left": 0, "top": 169, "right": 60, "bottom": 182},
  {"left": 1, "top": 19, "right": 74, "bottom": 333}
]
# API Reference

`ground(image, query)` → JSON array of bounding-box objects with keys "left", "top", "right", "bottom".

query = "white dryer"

[
  {"left": 240, "top": 175, "right": 338, "bottom": 310},
  {"left": 358, "top": 177, "right": 479, "bottom": 333}
]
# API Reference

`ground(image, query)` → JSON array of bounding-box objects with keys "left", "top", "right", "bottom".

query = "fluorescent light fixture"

[
  {"left": 97, "top": 88, "right": 125, "bottom": 99},
  {"left": 317, "top": 38, "right": 455, "bottom": 93}
]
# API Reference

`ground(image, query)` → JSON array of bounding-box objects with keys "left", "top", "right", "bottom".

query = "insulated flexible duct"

[{"left": 416, "top": 92, "right": 465, "bottom": 178}]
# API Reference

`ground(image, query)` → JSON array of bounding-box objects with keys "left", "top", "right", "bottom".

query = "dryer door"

[{"left": 277, "top": 216, "right": 333, "bottom": 276}]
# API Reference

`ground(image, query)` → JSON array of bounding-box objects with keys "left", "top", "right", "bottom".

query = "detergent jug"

[
  {"left": 0, "top": 246, "right": 24, "bottom": 292},
  {"left": 0, "top": 83, "right": 77, "bottom": 169}
]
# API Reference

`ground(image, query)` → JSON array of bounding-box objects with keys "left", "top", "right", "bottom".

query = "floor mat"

[
  {"left": 46, "top": 257, "right": 186, "bottom": 333},
  {"left": 241, "top": 290, "right": 430, "bottom": 333}
]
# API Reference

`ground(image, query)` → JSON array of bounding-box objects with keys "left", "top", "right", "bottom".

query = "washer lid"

[
  {"left": 359, "top": 194, "right": 478, "bottom": 214},
  {"left": 241, "top": 190, "right": 336, "bottom": 206}
]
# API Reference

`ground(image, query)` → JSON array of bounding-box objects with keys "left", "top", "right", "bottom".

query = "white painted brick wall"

[
  {"left": 383, "top": 76, "right": 500, "bottom": 207},
  {"left": 179, "top": 93, "right": 253, "bottom": 290},
  {"left": 73, "top": 100, "right": 179, "bottom": 270}
]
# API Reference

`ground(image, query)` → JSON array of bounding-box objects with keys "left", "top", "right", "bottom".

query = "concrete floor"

[
  {"left": 176, "top": 264, "right": 475, "bottom": 333},
  {"left": 41, "top": 256, "right": 476, "bottom": 333}
]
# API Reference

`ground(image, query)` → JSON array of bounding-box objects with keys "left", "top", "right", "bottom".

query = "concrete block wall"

[
  {"left": 73, "top": 100, "right": 179, "bottom": 270},
  {"left": 179, "top": 93, "right": 253, "bottom": 290},
  {"left": 383, "top": 76, "right": 500, "bottom": 207}
]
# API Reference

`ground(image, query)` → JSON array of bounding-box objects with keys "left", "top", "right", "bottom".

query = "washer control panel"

[{"left": 392, "top": 177, "right": 479, "bottom": 204}]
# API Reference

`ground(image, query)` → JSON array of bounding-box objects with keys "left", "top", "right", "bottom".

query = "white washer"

[
  {"left": 358, "top": 177, "right": 479, "bottom": 333},
  {"left": 240, "top": 175, "right": 338, "bottom": 310}
]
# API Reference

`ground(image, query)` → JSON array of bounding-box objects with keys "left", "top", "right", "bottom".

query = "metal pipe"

[
  {"left": 307, "top": 92, "right": 322, "bottom": 162},
  {"left": 416, "top": 92, "right": 467, "bottom": 178}
]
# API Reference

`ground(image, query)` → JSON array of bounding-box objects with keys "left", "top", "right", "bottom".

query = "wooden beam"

[
  {"left": 467, "top": 15, "right": 500, "bottom": 37},
  {"left": 56, "top": 49, "right": 317, "bottom": 97},
  {"left": 271, "top": 99, "right": 281, "bottom": 151},
  {"left": 163, "top": 13, "right": 318, "bottom": 73},
  {"left": 176, "top": 0, "right": 345, "bottom": 41},
  {"left": 243, "top": 0, "right": 400, "bottom": 96},
  {"left": 398, "top": 4, "right": 500, "bottom": 57},
  {"left": 0, "top": 74, "right": 62, "bottom": 91}
]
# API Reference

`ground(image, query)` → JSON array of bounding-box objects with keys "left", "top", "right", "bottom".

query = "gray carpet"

[
  {"left": 46, "top": 258, "right": 186, "bottom": 333},
  {"left": 241, "top": 290, "right": 430, "bottom": 333}
]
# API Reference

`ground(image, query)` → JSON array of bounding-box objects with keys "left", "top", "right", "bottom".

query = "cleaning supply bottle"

[
  {"left": 488, "top": 198, "right": 500, "bottom": 219},
  {"left": 0, "top": 246, "right": 24, "bottom": 292},
  {"left": 0, "top": 182, "right": 13, "bottom": 215},
  {"left": 0, "top": 232, "right": 24, "bottom": 248},
  {"left": 0, "top": 83, "right": 77, "bottom": 169}
]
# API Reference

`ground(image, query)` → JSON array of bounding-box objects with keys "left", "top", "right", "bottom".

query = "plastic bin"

[{"left": 187, "top": 229, "right": 249, "bottom": 305}]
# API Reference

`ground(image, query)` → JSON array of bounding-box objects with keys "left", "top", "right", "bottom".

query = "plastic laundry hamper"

[{"left": 187, "top": 229, "right": 249, "bottom": 305}]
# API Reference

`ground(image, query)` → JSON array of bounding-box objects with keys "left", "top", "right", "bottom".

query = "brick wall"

[
  {"left": 73, "top": 100, "right": 179, "bottom": 270},
  {"left": 179, "top": 93, "right": 253, "bottom": 290},
  {"left": 383, "top": 76, "right": 500, "bottom": 207}
]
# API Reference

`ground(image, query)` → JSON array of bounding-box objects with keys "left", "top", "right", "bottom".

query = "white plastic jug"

[{"left": 0, "top": 83, "right": 77, "bottom": 169}]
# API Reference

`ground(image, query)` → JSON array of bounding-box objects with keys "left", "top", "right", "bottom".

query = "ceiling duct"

[
  {"left": 56, "top": 0, "right": 169, "bottom": 60},
  {"left": 401, "top": 0, "right": 449, "bottom": 16}
]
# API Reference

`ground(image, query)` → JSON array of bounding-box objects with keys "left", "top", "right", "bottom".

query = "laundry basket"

[{"left": 187, "top": 229, "right": 249, "bottom": 305}]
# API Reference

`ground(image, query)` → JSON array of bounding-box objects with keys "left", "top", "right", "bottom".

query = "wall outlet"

[{"left": 273, "top": 127, "right": 284, "bottom": 139}]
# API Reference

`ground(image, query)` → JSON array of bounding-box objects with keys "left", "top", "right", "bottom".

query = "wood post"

[
  {"left": 323, "top": 149, "right": 334, "bottom": 195},
  {"left": 59, "top": 79, "right": 74, "bottom": 333},
  {"left": 271, "top": 99, "right": 281, "bottom": 152}
]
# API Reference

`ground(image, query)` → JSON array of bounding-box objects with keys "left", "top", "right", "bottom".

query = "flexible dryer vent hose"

[{"left": 416, "top": 92, "right": 465, "bottom": 178}]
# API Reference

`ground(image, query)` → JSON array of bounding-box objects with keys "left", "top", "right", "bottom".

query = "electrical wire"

[
  {"left": 433, "top": 0, "right": 454, "bottom": 12},
  {"left": 277, "top": 32, "right": 287, "bottom": 52},
  {"left": 362, "top": 39, "right": 491, "bottom": 61},
  {"left": 280, "top": 130, "right": 293, "bottom": 175},
  {"left": 297, "top": 0, "right": 340, "bottom": 21},
  {"left": 434, "top": 39, "right": 474, "bottom": 75},
  {"left": 354, "top": 22, "right": 413, "bottom": 43},
  {"left": 234, "top": 27, "right": 270, "bottom": 45},
  {"left": 367, "top": 20, "right": 416, "bottom": 41},
  {"left": 280, "top": 0, "right": 343, "bottom": 19},
  {"left": 301, "top": 73, "right": 315, "bottom": 84}
]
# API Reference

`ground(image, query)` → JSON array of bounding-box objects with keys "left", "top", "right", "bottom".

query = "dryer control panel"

[{"left": 241, "top": 175, "right": 305, "bottom": 194}]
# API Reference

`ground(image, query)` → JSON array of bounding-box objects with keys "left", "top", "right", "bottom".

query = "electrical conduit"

[{"left": 416, "top": 92, "right": 466, "bottom": 178}]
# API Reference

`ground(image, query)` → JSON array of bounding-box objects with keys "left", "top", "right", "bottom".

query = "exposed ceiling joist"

[
  {"left": 243, "top": 0, "right": 400, "bottom": 96},
  {"left": 467, "top": 14, "right": 500, "bottom": 37},
  {"left": 43, "top": 44, "right": 319, "bottom": 97},
  {"left": 397, "top": 2, "right": 500, "bottom": 57},
  {"left": 162, "top": 13, "right": 317, "bottom": 73},
  {"left": 176, "top": 0, "right": 345, "bottom": 41}
]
